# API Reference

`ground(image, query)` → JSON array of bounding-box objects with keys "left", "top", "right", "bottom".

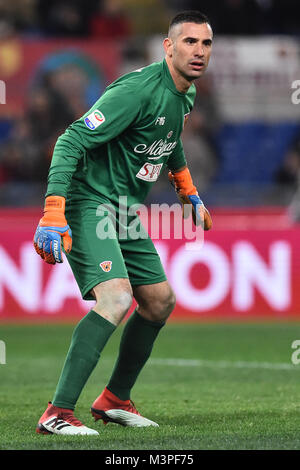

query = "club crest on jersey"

[
  {"left": 100, "top": 260, "right": 112, "bottom": 272},
  {"left": 84, "top": 110, "right": 105, "bottom": 130},
  {"left": 136, "top": 163, "right": 163, "bottom": 182}
]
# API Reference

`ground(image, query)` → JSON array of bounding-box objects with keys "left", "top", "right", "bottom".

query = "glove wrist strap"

[
  {"left": 44, "top": 196, "right": 66, "bottom": 213},
  {"left": 171, "top": 168, "right": 197, "bottom": 196},
  {"left": 39, "top": 196, "right": 67, "bottom": 228}
]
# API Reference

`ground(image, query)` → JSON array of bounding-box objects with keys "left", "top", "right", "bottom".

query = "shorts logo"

[
  {"left": 84, "top": 109, "right": 105, "bottom": 130},
  {"left": 136, "top": 163, "right": 163, "bottom": 182},
  {"left": 100, "top": 260, "right": 112, "bottom": 272}
]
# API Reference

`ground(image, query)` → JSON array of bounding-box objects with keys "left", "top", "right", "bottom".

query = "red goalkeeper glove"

[
  {"left": 168, "top": 167, "right": 212, "bottom": 230},
  {"left": 33, "top": 196, "right": 72, "bottom": 264}
]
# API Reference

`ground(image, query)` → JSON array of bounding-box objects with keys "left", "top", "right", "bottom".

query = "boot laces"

[
  {"left": 56, "top": 411, "right": 83, "bottom": 427},
  {"left": 128, "top": 400, "right": 141, "bottom": 416}
]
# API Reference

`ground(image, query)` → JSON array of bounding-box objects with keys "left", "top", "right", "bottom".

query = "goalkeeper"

[{"left": 34, "top": 10, "right": 213, "bottom": 436}]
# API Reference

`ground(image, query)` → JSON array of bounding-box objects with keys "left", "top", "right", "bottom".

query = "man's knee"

[
  {"left": 159, "top": 288, "right": 176, "bottom": 319},
  {"left": 91, "top": 279, "right": 133, "bottom": 325},
  {"left": 135, "top": 283, "right": 176, "bottom": 323}
]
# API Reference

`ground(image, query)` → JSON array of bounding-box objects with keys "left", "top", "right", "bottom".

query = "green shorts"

[{"left": 65, "top": 202, "right": 167, "bottom": 300}]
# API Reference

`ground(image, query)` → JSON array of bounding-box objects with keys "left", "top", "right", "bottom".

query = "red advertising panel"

[{"left": 0, "top": 208, "right": 299, "bottom": 322}]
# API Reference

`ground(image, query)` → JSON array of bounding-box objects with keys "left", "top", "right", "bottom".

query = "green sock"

[
  {"left": 107, "top": 309, "right": 165, "bottom": 400},
  {"left": 52, "top": 310, "right": 116, "bottom": 410}
]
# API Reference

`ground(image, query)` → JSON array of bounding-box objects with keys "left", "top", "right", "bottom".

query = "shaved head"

[
  {"left": 168, "top": 23, "right": 183, "bottom": 41},
  {"left": 168, "top": 10, "right": 211, "bottom": 40}
]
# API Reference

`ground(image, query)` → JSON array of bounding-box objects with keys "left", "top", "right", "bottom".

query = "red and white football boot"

[
  {"left": 91, "top": 387, "right": 159, "bottom": 427},
  {"left": 36, "top": 402, "right": 99, "bottom": 435}
]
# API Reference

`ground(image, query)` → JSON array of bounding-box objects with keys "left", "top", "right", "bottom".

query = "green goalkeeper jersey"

[{"left": 46, "top": 59, "right": 196, "bottom": 209}]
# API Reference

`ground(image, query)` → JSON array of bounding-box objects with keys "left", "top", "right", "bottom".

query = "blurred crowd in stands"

[
  {"left": 0, "top": 76, "right": 77, "bottom": 184},
  {"left": 0, "top": 0, "right": 300, "bottom": 38},
  {"left": 0, "top": 0, "right": 300, "bottom": 207}
]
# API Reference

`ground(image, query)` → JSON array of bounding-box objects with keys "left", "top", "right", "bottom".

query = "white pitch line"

[{"left": 149, "top": 358, "right": 299, "bottom": 371}]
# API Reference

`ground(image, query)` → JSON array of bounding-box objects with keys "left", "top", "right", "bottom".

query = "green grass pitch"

[{"left": 1, "top": 321, "right": 300, "bottom": 450}]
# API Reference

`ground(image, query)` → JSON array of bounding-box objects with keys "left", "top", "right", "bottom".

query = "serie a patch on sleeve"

[{"left": 84, "top": 110, "right": 105, "bottom": 130}]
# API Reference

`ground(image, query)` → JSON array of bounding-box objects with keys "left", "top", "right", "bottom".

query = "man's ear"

[{"left": 163, "top": 37, "right": 173, "bottom": 57}]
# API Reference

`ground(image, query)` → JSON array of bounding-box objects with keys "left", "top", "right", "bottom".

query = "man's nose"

[{"left": 195, "top": 45, "right": 205, "bottom": 57}]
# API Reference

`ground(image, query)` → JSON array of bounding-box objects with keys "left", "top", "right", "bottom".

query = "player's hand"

[
  {"left": 33, "top": 196, "right": 72, "bottom": 264},
  {"left": 178, "top": 193, "right": 212, "bottom": 230},
  {"left": 168, "top": 169, "right": 212, "bottom": 231}
]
